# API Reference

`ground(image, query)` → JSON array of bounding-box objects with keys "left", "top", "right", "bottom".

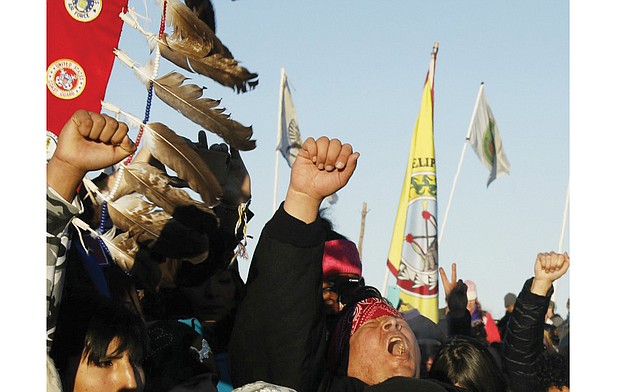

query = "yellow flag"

[{"left": 387, "top": 43, "right": 439, "bottom": 322}]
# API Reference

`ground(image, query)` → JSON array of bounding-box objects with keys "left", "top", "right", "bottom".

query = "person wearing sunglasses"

[{"left": 321, "top": 233, "right": 365, "bottom": 316}]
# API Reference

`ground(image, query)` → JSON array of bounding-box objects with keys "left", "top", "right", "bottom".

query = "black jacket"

[
  {"left": 229, "top": 205, "right": 327, "bottom": 392},
  {"left": 229, "top": 205, "right": 454, "bottom": 392},
  {"left": 502, "top": 278, "right": 552, "bottom": 392}
]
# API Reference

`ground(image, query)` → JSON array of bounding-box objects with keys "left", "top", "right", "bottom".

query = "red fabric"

[
  {"left": 350, "top": 297, "right": 403, "bottom": 336},
  {"left": 483, "top": 311, "right": 502, "bottom": 343},
  {"left": 46, "top": 0, "right": 129, "bottom": 136}
]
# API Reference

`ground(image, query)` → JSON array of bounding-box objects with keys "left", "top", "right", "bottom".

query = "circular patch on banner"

[
  {"left": 47, "top": 59, "right": 87, "bottom": 100},
  {"left": 64, "top": 0, "right": 102, "bottom": 22},
  {"left": 46, "top": 131, "right": 58, "bottom": 161}
]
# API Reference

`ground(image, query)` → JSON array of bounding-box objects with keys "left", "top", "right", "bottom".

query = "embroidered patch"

[
  {"left": 47, "top": 59, "right": 87, "bottom": 100},
  {"left": 64, "top": 0, "right": 102, "bottom": 22}
]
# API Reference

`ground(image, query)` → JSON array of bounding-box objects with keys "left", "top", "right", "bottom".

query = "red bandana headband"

[{"left": 350, "top": 297, "right": 403, "bottom": 336}]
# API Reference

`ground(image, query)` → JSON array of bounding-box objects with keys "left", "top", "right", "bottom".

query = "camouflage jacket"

[{"left": 46, "top": 186, "right": 83, "bottom": 352}]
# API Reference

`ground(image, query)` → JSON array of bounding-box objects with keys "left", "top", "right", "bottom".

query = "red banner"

[{"left": 47, "top": 0, "right": 128, "bottom": 141}]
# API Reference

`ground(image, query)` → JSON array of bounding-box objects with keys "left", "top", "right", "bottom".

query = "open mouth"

[{"left": 387, "top": 336, "right": 407, "bottom": 356}]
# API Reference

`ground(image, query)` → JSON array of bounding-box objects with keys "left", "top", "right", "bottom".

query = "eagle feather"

[
  {"left": 149, "top": 72, "right": 256, "bottom": 151},
  {"left": 145, "top": 122, "right": 223, "bottom": 205},
  {"left": 124, "top": 161, "right": 218, "bottom": 217},
  {"left": 99, "top": 226, "right": 140, "bottom": 273},
  {"left": 106, "top": 193, "right": 171, "bottom": 243},
  {"left": 162, "top": 0, "right": 258, "bottom": 93}
]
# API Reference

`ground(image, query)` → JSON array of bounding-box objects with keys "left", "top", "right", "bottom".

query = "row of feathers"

[{"left": 75, "top": 0, "right": 255, "bottom": 281}]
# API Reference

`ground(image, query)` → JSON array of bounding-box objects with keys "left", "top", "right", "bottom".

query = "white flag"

[
  {"left": 468, "top": 84, "right": 510, "bottom": 187},
  {"left": 276, "top": 69, "right": 303, "bottom": 167}
]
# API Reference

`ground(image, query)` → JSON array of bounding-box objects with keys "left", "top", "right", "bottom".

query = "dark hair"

[
  {"left": 534, "top": 349, "right": 569, "bottom": 392},
  {"left": 429, "top": 335, "right": 507, "bottom": 392},
  {"left": 320, "top": 215, "right": 349, "bottom": 243},
  {"left": 81, "top": 298, "right": 148, "bottom": 368},
  {"left": 319, "top": 209, "right": 335, "bottom": 230}
]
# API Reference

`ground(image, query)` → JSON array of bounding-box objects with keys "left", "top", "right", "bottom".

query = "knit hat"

[
  {"left": 464, "top": 280, "right": 477, "bottom": 301},
  {"left": 350, "top": 297, "right": 403, "bottom": 336},
  {"left": 322, "top": 238, "right": 363, "bottom": 277},
  {"left": 504, "top": 293, "right": 517, "bottom": 307}
]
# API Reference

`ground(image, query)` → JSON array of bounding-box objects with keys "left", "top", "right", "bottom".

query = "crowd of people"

[{"left": 46, "top": 110, "right": 570, "bottom": 392}]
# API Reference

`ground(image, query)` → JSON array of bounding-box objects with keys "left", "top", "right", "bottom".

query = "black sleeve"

[
  {"left": 228, "top": 204, "right": 327, "bottom": 392},
  {"left": 445, "top": 280, "right": 471, "bottom": 337},
  {"left": 502, "top": 277, "right": 552, "bottom": 392}
]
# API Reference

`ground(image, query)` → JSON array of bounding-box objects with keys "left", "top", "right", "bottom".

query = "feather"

[
  {"left": 145, "top": 122, "right": 223, "bottom": 205},
  {"left": 158, "top": 40, "right": 259, "bottom": 94},
  {"left": 81, "top": 177, "right": 106, "bottom": 218},
  {"left": 82, "top": 177, "right": 172, "bottom": 247},
  {"left": 183, "top": 0, "right": 216, "bottom": 32},
  {"left": 124, "top": 161, "right": 218, "bottom": 217},
  {"left": 149, "top": 72, "right": 256, "bottom": 151},
  {"left": 71, "top": 209, "right": 211, "bottom": 275},
  {"left": 87, "top": 146, "right": 155, "bottom": 203},
  {"left": 106, "top": 192, "right": 213, "bottom": 260},
  {"left": 113, "top": 49, "right": 256, "bottom": 151},
  {"left": 162, "top": 0, "right": 258, "bottom": 93},
  {"left": 82, "top": 206, "right": 210, "bottom": 269},
  {"left": 99, "top": 226, "right": 140, "bottom": 272},
  {"left": 164, "top": 0, "right": 223, "bottom": 54},
  {"left": 106, "top": 193, "right": 171, "bottom": 243}
]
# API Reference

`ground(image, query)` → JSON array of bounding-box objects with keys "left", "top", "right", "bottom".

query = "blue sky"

[
  {"left": 103, "top": 0, "right": 571, "bottom": 317},
  {"left": 5, "top": 0, "right": 620, "bottom": 387}
]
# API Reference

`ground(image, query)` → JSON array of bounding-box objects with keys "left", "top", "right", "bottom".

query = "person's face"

[
  {"left": 322, "top": 273, "right": 362, "bottom": 315},
  {"left": 189, "top": 269, "right": 238, "bottom": 322},
  {"left": 347, "top": 315, "right": 420, "bottom": 385},
  {"left": 73, "top": 337, "right": 145, "bottom": 392},
  {"left": 322, "top": 282, "right": 342, "bottom": 315},
  {"left": 466, "top": 299, "right": 477, "bottom": 313}
]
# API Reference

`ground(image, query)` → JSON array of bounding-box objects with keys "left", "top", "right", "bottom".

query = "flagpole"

[
  {"left": 273, "top": 67, "right": 286, "bottom": 213},
  {"left": 552, "top": 181, "right": 570, "bottom": 302},
  {"left": 358, "top": 202, "right": 368, "bottom": 260},
  {"left": 438, "top": 82, "right": 485, "bottom": 246}
]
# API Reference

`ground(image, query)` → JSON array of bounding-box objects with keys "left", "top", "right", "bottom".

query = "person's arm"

[
  {"left": 46, "top": 110, "right": 135, "bottom": 352},
  {"left": 439, "top": 263, "right": 471, "bottom": 337},
  {"left": 503, "top": 252, "right": 569, "bottom": 392},
  {"left": 228, "top": 137, "right": 359, "bottom": 392}
]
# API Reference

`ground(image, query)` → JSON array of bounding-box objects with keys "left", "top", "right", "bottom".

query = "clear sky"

[
  {"left": 103, "top": 0, "right": 570, "bottom": 318},
  {"left": 6, "top": 0, "right": 620, "bottom": 388}
]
